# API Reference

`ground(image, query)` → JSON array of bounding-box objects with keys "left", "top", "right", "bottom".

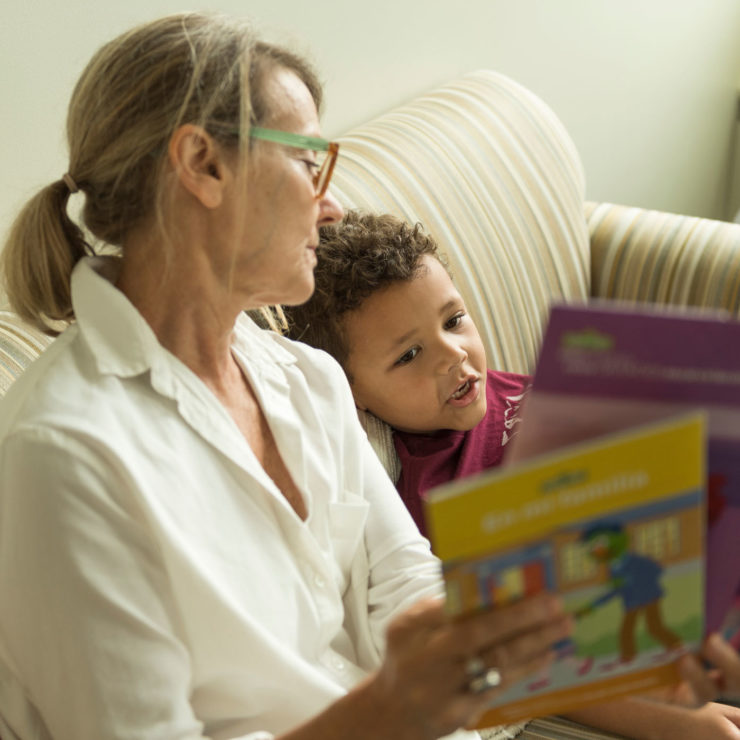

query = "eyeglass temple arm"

[{"left": 249, "top": 127, "right": 331, "bottom": 152}]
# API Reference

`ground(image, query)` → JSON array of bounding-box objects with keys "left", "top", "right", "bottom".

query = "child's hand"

[
  {"left": 567, "top": 697, "right": 740, "bottom": 740},
  {"left": 672, "top": 633, "right": 740, "bottom": 705},
  {"left": 664, "top": 702, "right": 740, "bottom": 739},
  {"left": 703, "top": 633, "right": 740, "bottom": 698}
]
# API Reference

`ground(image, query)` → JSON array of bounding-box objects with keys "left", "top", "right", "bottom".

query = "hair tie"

[{"left": 62, "top": 173, "right": 79, "bottom": 194}]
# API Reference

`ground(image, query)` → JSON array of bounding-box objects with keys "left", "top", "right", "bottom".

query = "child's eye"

[
  {"left": 394, "top": 347, "right": 420, "bottom": 366},
  {"left": 444, "top": 312, "right": 466, "bottom": 330}
]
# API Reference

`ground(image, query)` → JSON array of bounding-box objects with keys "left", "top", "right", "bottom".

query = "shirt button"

[
  {"left": 331, "top": 656, "right": 345, "bottom": 672},
  {"left": 313, "top": 572, "right": 326, "bottom": 588}
]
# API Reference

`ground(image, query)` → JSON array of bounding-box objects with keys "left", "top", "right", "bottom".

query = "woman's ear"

[{"left": 168, "top": 124, "right": 228, "bottom": 209}]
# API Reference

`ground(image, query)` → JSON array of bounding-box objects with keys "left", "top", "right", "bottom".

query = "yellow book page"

[{"left": 427, "top": 413, "right": 704, "bottom": 563}]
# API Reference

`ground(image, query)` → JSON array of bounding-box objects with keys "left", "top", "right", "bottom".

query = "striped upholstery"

[
  {"left": 0, "top": 311, "right": 53, "bottom": 397},
  {"left": 587, "top": 201, "right": 740, "bottom": 312}
]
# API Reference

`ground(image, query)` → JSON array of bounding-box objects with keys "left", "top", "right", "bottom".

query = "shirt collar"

[
  {"left": 232, "top": 311, "right": 297, "bottom": 369},
  {"left": 72, "top": 256, "right": 160, "bottom": 377}
]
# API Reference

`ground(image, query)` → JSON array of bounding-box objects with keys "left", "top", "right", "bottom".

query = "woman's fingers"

[
  {"left": 448, "top": 593, "right": 571, "bottom": 689},
  {"left": 456, "top": 593, "right": 570, "bottom": 662},
  {"left": 478, "top": 614, "right": 571, "bottom": 686},
  {"left": 375, "top": 593, "right": 572, "bottom": 738},
  {"left": 447, "top": 595, "right": 572, "bottom": 706},
  {"left": 384, "top": 597, "right": 448, "bottom": 646}
]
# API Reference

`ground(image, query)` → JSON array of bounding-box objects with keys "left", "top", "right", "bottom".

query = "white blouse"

[{"left": 0, "top": 257, "right": 475, "bottom": 739}]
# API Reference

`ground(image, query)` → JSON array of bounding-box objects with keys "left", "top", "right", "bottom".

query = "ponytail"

[{"left": 1, "top": 179, "right": 89, "bottom": 335}]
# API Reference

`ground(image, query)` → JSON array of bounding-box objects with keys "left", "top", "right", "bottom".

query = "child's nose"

[{"left": 438, "top": 338, "right": 467, "bottom": 372}]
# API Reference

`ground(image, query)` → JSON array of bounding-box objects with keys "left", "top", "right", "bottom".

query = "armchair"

[{"left": 2, "top": 68, "right": 740, "bottom": 740}]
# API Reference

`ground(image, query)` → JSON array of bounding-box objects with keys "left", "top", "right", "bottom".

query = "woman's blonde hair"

[{"left": 1, "top": 12, "right": 322, "bottom": 334}]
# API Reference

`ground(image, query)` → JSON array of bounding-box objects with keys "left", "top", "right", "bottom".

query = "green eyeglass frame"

[{"left": 249, "top": 126, "right": 340, "bottom": 198}]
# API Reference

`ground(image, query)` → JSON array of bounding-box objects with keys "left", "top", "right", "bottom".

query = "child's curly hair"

[{"left": 284, "top": 210, "right": 448, "bottom": 375}]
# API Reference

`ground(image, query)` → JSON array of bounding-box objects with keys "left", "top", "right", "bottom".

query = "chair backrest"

[{"left": 331, "top": 69, "right": 590, "bottom": 376}]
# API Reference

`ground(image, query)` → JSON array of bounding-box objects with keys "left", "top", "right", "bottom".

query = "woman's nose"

[{"left": 318, "top": 188, "right": 344, "bottom": 226}]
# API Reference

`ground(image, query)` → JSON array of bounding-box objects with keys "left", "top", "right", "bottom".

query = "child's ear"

[
  {"left": 168, "top": 124, "right": 227, "bottom": 209},
  {"left": 350, "top": 385, "right": 368, "bottom": 412}
]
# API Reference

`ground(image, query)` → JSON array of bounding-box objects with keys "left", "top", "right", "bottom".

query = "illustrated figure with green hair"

[{"left": 576, "top": 522, "right": 683, "bottom": 664}]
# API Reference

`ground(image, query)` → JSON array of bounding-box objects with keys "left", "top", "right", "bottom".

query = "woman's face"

[{"left": 227, "top": 67, "right": 343, "bottom": 309}]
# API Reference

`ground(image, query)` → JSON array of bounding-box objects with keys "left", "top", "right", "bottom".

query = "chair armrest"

[
  {"left": 586, "top": 201, "right": 740, "bottom": 315},
  {"left": 0, "top": 311, "right": 54, "bottom": 398}
]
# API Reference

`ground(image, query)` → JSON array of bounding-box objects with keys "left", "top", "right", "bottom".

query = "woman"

[{"left": 0, "top": 12, "right": 570, "bottom": 740}]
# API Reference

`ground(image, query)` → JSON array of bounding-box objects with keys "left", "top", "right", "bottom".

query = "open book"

[
  {"left": 425, "top": 412, "right": 705, "bottom": 726},
  {"left": 506, "top": 301, "right": 740, "bottom": 633}
]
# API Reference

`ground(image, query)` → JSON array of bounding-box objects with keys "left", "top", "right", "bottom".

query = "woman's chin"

[
  {"left": 281, "top": 280, "right": 316, "bottom": 307},
  {"left": 271, "top": 262, "right": 315, "bottom": 305}
]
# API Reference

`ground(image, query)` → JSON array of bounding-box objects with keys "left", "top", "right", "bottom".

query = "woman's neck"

[{"left": 116, "top": 233, "right": 242, "bottom": 389}]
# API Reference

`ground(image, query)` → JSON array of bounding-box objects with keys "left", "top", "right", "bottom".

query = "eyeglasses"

[{"left": 249, "top": 127, "right": 340, "bottom": 199}]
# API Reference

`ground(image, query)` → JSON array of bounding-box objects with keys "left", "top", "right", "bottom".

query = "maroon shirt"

[{"left": 393, "top": 370, "right": 530, "bottom": 537}]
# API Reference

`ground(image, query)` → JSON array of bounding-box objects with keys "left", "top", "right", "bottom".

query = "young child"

[
  {"left": 285, "top": 209, "right": 740, "bottom": 740},
  {"left": 284, "top": 209, "right": 530, "bottom": 537}
]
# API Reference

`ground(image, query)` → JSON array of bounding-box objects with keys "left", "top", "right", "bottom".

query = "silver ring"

[
  {"left": 464, "top": 656, "right": 486, "bottom": 678},
  {"left": 468, "top": 667, "right": 502, "bottom": 694}
]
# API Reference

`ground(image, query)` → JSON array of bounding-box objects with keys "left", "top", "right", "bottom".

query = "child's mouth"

[
  {"left": 448, "top": 377, "right": 479, "bottom": 406},
  {"left": 451, "top": 380, "right": 471, "bottom": 399}
]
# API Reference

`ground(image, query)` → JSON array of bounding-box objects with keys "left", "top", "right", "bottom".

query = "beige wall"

[{"left": 2, "top": 0, "right": 740, "bottom": 245}]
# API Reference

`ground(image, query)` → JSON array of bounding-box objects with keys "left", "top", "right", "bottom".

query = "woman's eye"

[
  {"left": 444, "top": 312, "right": 465, "bottom": 330},
  {"left": 300, "top": 159, "right": 319, "bottom": 173},
  {"left": 394, "top": 347, "right": 419, "bottom": 366}
]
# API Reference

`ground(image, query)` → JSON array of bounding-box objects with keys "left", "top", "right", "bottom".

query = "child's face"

[{"left": 344, "top": 255, "right": 488, "bottom": 434}]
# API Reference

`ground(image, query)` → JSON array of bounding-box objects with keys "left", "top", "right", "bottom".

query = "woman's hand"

[{"left": 367, "top": 592, "right": 572, "bottom": 740}]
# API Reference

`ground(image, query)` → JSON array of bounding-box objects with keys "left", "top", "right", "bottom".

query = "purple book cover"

[{"left": 508, "top": 301, "right": 740, "bottom": 633}]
